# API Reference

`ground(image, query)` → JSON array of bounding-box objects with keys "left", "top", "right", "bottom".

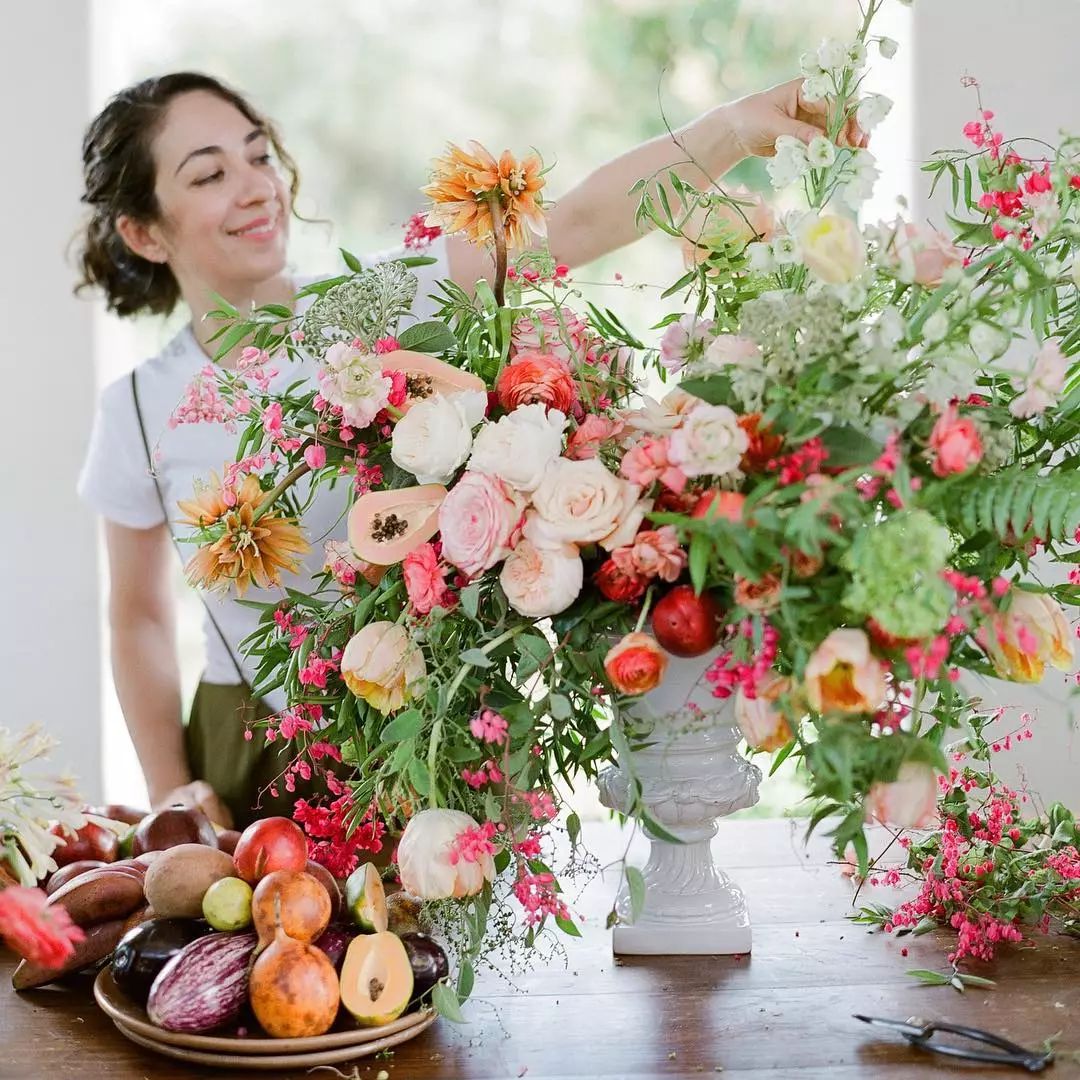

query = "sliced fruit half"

[
  {"left": 344, "top": 862, "right": 388, "bottom": 932},
  {"left": 347, "top": 484, "right": 447, "bottom": 565},
  {"left": 340, "top": 931, "right": 415, "bottom": 1026},
  {"left": 379, "top": 350, "right": 487, "bottom": 414}
]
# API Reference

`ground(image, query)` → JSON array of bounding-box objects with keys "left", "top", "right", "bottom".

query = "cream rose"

[
  {"left": 390, "top": 389, "right": 487, "bottom": 485},
  {"left": 341, "top": 621, "right": 426, "bottom": 715},
  {"left": 667, "top": 403, "right": 749, "bottom": 478},
  {"left": 796, "top": 212, "right": 867, "bottom": 284},
  {"left": 397, "top": 808, "right": 495, "bottom": 900},
  {"left": 438, "top": 471, "right": 524, "bottom": 578},
  {"left": 467, "top": 404, "right": 567, "bottom": 492},
  {"left": 500, "top": 528, "right": 584, "bottom": 617},
  {"left": 529, "top": 457, "right": 642, "bottom": 550}
]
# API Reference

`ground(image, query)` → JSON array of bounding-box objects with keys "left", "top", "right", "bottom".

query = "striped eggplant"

[{"left": 147, "top": 931, "right": 257, "bottom": 1033}]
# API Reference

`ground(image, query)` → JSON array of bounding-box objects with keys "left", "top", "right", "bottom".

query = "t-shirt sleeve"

[{"left": 77, "top": 372, "right": 167, "bottom": 529}]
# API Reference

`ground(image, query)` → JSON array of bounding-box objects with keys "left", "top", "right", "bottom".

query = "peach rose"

[
  {"left": 499, "top": 530, "right": 584, "bottom": 617},
  {"left": 804, "top": 628, "right": 887, "bottom": 715},
  {"left": 341, "top": 621, "right": 427, "bottom": 715},
  {"left": 864, "top": 761, "right": 939, "bottom": 828},
  {"left": 888, "top": 220, "right": 962, "bottom": 287},
  {"left": 929, "top": 405, "right": 983, "bottom": 478},
  {"left": 734, "top": 572, "right": 783, "bottom": 614},
  {"left": 530, "top": 457, "right": 643, "bottom": 551},
  {"left": 604, "top": 632, "right": 668, "bottom": 695},
  {"left": 437, "top": 471, "right": 524, "bottom": 578},
  {"left": 566, "top": 413, "right": 624, "bottom": 460},
  {"left": 735, "top": 673, "right": 793, "bottom": 752},
  {"left": 611, "top": 527, "right": 687, "bottom": 583},
  {"left": 496, "top": 351, "right": 578, "bottom": 413},
  {"left": 978, "top": 589, "right": 1074, "bottom": 683}
]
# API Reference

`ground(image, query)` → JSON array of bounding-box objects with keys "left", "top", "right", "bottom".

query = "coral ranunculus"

[
  {"left": 593, "top": 558, "right": 648, "bottom": 604},
  {"left": 804, "top": 628, "right": 888, "bottom": 715},
  {"left": 0, "top": 886, "right": 85, "bottom": 969},
  {"left": 929, "top": 405, "right": 983, "bottom": 478},
  {"left": 496, "top": 351, "right": 579, "bottom": 414},
  {"left": 604, "top": 632, "right": 668, "bottom": 695},
  {"left": 341, "top": 621, "right": 427, "bottom": 714}
]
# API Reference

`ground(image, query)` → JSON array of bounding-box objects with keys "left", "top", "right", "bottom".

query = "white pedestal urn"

[{"left": 597, "top": 649, "right": 761, "bottom": 956}]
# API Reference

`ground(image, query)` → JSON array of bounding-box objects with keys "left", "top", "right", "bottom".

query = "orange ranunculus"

[
  {"left": 604, "top": 632, "right": 668, "bottom": 695},
  {"left": 735, "top": 673, "right": 793, "bottom": 752},
  {"left": 977, "top": 590, "right": 1074, "bottom": 684},
  {"left": 804, "top": 629, "right": 887, "bottom": 715},
  {"left": 734, "top": 572, "right": 783, "bottom": 615},
  {"left": 178, "top": 473, "right": 310, "bottom": 597},
  {"left": 495, "top": 351, "right": 578, "bottom": 414},
  {"left": 737, "top": 413, "right": 784, "bottom": 472},
  {"left": 422, "top": 141, "right": 546, "bottom": 250}
]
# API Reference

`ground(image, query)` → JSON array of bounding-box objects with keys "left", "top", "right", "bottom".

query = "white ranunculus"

[
  {"left": 530, "top": 457, "right": 642, "bottom": 549},
  {"left": 318, "top": 342, "right": 393, "bottom": 429},
  {"left": 856, "top": 93, "right": 893, "bottom": 133},
  {"left": 467, "top": 404, "right": 566, "bottom": 493},
  {"left": 390, "top": 389, "right": 487, "bottom": 485},
  {"left": 500, "top": 524, "right": 585, "bottom": 617},
  {"left": 397, "top": 808, "right": 495, "bottom": 900},
  {"left": 969, "top": 321, "right": 1009, "bottom": 363},
  {"left": 667, "top": 403, "right": 749, "bottom": 478},
  {"left": 796, "top": 213, "right": 867, "bottom": 284}
]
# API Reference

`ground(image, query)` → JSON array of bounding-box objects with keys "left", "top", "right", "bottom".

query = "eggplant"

[
  {"left": 147, "top": 932, "right": 257, "bottom": 1033},
  {"left": 313, "top": 924, "right": 355, "bottom": 972},
  {"left": 111, "top": 918, "right": 212, "bottom": 1005},
  {"left": 399, "top": 933, "right": 449, "bottom": 1009}
]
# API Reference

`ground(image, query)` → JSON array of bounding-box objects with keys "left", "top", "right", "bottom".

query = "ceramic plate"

[{"left": 94, "top": 967, "right": 435, "bottom": 1057}]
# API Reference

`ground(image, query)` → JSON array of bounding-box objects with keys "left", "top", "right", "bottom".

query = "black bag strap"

[{"left": 130, "top": 368, "right": 249, "bottom": 686}]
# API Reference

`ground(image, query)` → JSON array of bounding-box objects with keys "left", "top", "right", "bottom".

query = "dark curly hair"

[{"left": 75, "top": 73, "right": 301, "bottom": 318}]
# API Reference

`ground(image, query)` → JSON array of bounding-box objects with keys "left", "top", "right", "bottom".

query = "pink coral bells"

[
  {"left": 470, "top": 708, "right": 509, "bottom": 744},
  {"left": 804, "top": 629, "right": 888, "bottom": 715}
]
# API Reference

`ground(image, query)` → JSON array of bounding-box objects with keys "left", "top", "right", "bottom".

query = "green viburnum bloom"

[{"left": 843, "top": 509, "right": 954, "bottom": 640}]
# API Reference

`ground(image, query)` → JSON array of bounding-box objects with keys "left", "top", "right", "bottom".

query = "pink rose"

[
  {"left": 402, "top": 543, "right": 454, "bottom": 615},
  {"left": 929, "top": 405, "right": 983, "bottom": 478},
  {"left": 566, "top": 414, "right": 624, "bottom": 460},
  {"left": 889, "top": 220, "right": 963, "bottom": 287},
  {"left": 611, "top": 526, "right": 687, "bottom": 583},
  {"left": 735, "top": 673, "right": 792, "bottom": 752},
  {"left": 864, "top": 761, "right": 939, "bottom": 828},
  {"left": 804, "top": 628, "right": 887, "bottom": 715},
  {"left": 438, "top": 471, "right": 525, "bottom": 578},
  {"left": 620, "top": 436, "right": 687, "bottom": 493},
  {"left": 496, "top": 351, "right": 579, "bottom": 414},
  {"left": 511, "top": 308, "right": 590, "bottom": 367}
]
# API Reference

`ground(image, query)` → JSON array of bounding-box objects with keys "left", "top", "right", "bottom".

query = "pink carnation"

[{"left": 403, "top": 543, "right": 454, "bottom": 615}]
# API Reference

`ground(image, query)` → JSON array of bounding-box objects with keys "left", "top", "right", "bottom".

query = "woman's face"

[{"left": 145, "top": 90, "right": 290, "bottom": 297}]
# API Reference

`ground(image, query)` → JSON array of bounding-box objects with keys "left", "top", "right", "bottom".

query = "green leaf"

[
  {"left": 688, "top": 532, "right": 710, "bottom": 594},
  {"left": 907, "top": 969, "right": 952, "bottom": 986},
  {"left": 555, "top": 914, "right": 582, "bottom": 937},
  {"left": 956, "top": 973, "right": 997, "bottom": 989},
  {"left": 566, "top": 812, "right": 581, "bottom": 847},
  {"left": 380, "top": 709, "right": 423, "bottom": 743},
  {"left": 456, "top": 959, "right": 475, "bottom": 1001},
  {"left": 431, "top": 982, "right": 467, "bottom": 1023},
  {"left": 819, "top": 425, "right": 881, "bottom": 468},
  {"left": 408, "top": 757, "right": 431, "bottom": 796},
  {"left": 493, "top": 848, "right": 511, "bottom": 874},
  {"left": 460, "top": 583, "right": 481, "bottom": 619},
  {"left": 548, "top": 693, "right": 572, "bottom": 721},
  {"left": 678, "top": 375, "right": 734, "bottom": 406},
  {"left": 459, "top": 646, "right": 495, "bottom": 670},
  {"left": 398, "top": 320, "right": 457, "bottom": 354},
  {"left": 340, "top": 247, "right": 364, "bottom": 273},
  {"left": 625, "top": 866, "right": 646, "bottom": 923}
]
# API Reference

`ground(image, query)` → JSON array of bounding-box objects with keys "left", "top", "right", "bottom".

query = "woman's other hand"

[
  {"left": 727, "top": 77, "right": 868, "bottom": 159},
  {"left": 154, "top": 779, "right": 234, "bottom": 829}
]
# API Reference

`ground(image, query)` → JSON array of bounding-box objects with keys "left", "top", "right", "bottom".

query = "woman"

[{"left": 77, "top": 71, "right": 856, "bottom": 829}]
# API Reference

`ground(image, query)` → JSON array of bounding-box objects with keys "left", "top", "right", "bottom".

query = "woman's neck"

[{"left": 186, "top": 273, "right": 296, "bottom": 369}]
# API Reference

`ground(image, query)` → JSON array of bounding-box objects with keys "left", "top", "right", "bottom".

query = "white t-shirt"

[{"left": 78, "top": 239, "right": 450, "bottom": 713}]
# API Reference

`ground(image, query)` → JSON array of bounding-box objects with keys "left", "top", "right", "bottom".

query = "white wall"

[
  {"left": 913, "top": 0, "right": 1080, "bottom": 810},
  {"left": 0, "top": 4, "right": 102, "bottom": 800}
]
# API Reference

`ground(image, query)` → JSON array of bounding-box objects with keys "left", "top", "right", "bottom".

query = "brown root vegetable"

[
  {"left": 11, "top": 919, "right": 126, "bottom": 990},
  {"left": 142, "top": 844, "right": 236, "bottom": 919},
  {"left": 249, "top": 929, "right": 340, "bottom": 1038},
  {"left": 46, "top": 866, "right": 146, "bottom": 928},
  {"left": 44, "top": 860, "right": 108, "bottom": 896}
]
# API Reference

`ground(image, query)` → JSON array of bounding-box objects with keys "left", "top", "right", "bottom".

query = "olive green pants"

[{"left": 184, "top": 681, "right": 331, "bottom": 830}]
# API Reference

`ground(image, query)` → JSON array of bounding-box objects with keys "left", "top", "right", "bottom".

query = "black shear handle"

[{"left": 906, "top": 1020, "right": 1053, "bottom": 1073}]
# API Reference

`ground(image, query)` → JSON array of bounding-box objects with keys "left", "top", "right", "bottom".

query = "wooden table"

[{"left": 3, "top": 818, "right": 1078, "bottom": 1079}]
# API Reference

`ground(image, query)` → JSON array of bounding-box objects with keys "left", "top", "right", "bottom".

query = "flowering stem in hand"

[
  {"left": 488, "top": 192, "right": 508, "bottom": 308},
  {"left": 253, "top": 461, "right": 312, "bottom": 521}
]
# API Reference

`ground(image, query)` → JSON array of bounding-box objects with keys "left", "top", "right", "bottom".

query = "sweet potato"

[{"left": 46, "top": 865, "right": 145, "bottom": 928}]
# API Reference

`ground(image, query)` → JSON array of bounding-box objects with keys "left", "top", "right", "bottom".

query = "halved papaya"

[
  {"left": 344, "top": 862, "right": 388, "bottom": 933},
  {"left": 340, "top": 931, "right": 415, "bottom": 1026},
  {"left": 348, "top": 484, "right": 447, "bottom": 566},
  {"left": 379, "top": 350, "right": 487, "bottom": 414}
]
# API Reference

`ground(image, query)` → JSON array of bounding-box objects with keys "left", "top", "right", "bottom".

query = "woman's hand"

[
  {"left": 154, "top": 779, "right": 234, "bottom": 829},
  {"left": 727, "top": 77, "right": 868, "bottom": 159}
]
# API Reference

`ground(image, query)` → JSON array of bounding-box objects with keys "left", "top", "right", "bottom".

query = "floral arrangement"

[
  {"left": 179, "top": 0, "right": 1080, "bottom": 1002},
  {"left": 0, "top": 726, "right": 88, "bottom": 970}
]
